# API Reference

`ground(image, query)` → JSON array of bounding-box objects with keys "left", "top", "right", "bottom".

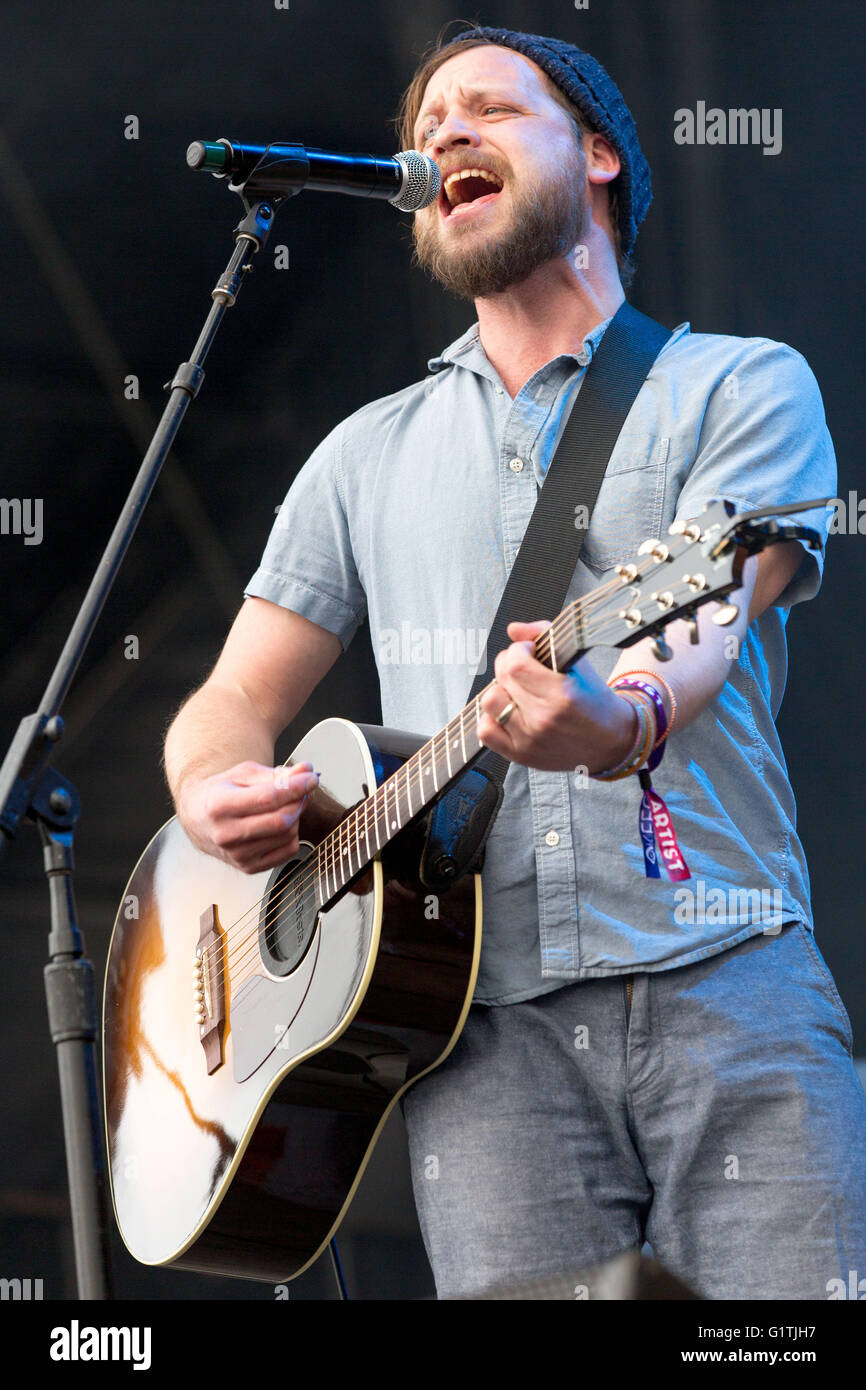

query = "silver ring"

[{"left": 495, "top": 700, "right": 516, "bottom": 727}]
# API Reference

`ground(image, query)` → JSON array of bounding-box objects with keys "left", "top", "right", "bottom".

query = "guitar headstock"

[{"left": 553, "top": 496, "right": 829, "bottom": 664}]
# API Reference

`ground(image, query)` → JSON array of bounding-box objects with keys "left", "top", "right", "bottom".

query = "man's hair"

[{"left": 393, "top": 32, "right": 636, "bottom": 290}]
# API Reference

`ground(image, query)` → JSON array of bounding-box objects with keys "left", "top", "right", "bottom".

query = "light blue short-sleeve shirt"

[{"left": 245, "top": 315, "right": 836, "bottom": 1004}]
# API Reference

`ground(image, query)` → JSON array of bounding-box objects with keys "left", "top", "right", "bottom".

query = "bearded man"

[{"left": 163, "top": 26, "right": 866, "bottom": 1299}]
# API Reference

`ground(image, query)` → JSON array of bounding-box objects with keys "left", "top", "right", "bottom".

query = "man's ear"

[{"left": 583, "top": 131, "right": 620, "bottom": 186}]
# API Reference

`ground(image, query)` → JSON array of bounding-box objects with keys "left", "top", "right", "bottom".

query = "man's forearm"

[
  {"left": 607, "top": 542, "right": 799, "bottom": 743},
  {"left": 607, "top": 594, "right": 746, "bottom": 740},
  {"left": 163, "top": 681, "right": 276, "bottom": 811}
]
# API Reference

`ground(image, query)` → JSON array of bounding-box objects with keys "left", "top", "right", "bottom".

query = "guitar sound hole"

[{"left": 258, "top": 844, "right": 319, "bottom": 978}]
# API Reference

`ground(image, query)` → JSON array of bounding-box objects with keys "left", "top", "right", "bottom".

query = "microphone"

[{"left": 186, "top": 139, "right": 441, "bottom": 212}]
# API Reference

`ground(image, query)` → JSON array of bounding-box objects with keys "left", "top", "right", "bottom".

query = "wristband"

[
  {"left": 592, "top": 690, "right": 655, "bottom": 781},
  {"left": 601, "top": 676, "right": 690, "bottom": 882},
  {"left": 610, "top": 677, "right": 668, "bottom": 773},
  {"left": 611, "top": 670, "right": 677, "bottom": 749}
]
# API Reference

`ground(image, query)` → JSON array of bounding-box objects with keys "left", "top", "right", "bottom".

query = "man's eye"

[{"left": 417, "top": 105, "right": 511, "bottom": 144}]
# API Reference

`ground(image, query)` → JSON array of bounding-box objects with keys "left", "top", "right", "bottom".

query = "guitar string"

[
  {"left": 205, "top": 580, "right": 629, "bottom": 983},
  {"left": 209, "top": 587, "right": 655, "bottom": 989},
  {"left": 209, "top": 584, "right": 674, "bottom": 992}
]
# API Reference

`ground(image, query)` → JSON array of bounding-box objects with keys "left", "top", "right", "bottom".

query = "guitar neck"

[{"left": 313, "top": 606, "right": 588, "bottom": 906}]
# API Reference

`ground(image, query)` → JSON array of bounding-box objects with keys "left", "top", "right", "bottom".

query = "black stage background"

[{"left": 0, "top": 0, "right": 863, "bottom": 1300}]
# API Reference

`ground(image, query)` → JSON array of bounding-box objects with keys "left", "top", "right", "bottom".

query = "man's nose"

[{"left": 430, "top": 113, "right": 482, "bottom": 155}]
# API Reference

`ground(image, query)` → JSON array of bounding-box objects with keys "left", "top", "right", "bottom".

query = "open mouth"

[{"left": 439, "top": 167, "right": 505, "bottom": 220}]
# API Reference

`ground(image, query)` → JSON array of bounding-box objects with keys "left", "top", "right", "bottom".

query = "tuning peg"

[
  {"left": 651, "top": 633, "right": 674, "bottom": 661},
  {"left": 667, "top": 517, "right": 705, "bottom": 541},
  {"left": 637, "top": 539, "right": 671, "bottom": 563},
  {"left": 711, "top": 602, "right": 739, "bottom": 626},
  {"left": 618, "top": 607, "right": 642, "bottom": 628},
  {"left": 684, "top": 614, "right": 700, "bottom": 645}
]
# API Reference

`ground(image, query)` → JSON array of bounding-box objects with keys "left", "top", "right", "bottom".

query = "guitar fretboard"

[{"left": 312, "top": 604, "right": 588, "bottom": 906}]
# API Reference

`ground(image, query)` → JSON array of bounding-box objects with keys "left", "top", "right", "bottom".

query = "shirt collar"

[{"left": 426, "top": 313, "right": 615, "bottom": 381}]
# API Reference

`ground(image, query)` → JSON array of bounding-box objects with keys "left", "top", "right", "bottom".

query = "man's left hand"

[{"left": 477, "top": 620, "right": 636, "bottom": 773}]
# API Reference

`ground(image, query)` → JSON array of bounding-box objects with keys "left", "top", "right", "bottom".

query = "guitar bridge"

[{"left": 194, "top": 904, "right": 226, "bottom": 1074}]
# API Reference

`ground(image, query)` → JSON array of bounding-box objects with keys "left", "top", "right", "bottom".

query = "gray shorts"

[{"left": 401, "top": 922, "right": 866, "bottom": 1299}]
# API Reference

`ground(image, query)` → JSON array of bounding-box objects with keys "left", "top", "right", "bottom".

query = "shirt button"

[
  {"left": 545, "top": 829, "right": 560, "bottom": 848},
  {"left": 495, "top": 385, "right": 504, "bottom": 395},
  {"left": 508, "top": 457, "right": 525, "bottom": 473}
]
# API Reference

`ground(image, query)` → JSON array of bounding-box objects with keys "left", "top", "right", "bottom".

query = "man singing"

[{"left": 163, "top": 26, "right": 866, "bottom": 1298}]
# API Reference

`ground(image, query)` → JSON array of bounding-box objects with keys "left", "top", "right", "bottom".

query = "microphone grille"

[{"left": 391, "top": 151, "right": 441, "bottom": 212}]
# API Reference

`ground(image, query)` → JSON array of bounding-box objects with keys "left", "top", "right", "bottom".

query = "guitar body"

[{"left": 103, "top": 717, "right": 481, "bottom": 1281}]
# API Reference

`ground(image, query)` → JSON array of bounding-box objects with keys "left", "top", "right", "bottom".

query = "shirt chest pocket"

[{"left": 578, "top": 434, "right": 671, "bottom": 574}]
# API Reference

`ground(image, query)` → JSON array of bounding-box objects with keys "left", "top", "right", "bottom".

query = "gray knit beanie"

[{"left": 447, "top": 25, "right": 652, "bottom": 257}]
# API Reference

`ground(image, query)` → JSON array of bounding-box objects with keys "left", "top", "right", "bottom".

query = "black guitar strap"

[{"left": 420, "top": 300, "right": 674, "bottom": 891}]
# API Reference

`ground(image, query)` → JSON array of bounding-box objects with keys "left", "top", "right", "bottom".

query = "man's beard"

[{"left": 411, "top": 149, "right": 590, "bottom": 300}]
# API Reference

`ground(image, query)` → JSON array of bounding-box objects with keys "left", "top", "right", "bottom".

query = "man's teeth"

[{"left": 444, "top": 168, "right": 503, "bottom": 206}]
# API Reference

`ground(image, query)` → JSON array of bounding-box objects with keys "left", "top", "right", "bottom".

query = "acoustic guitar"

[{"left": 102, "top": 498, "right": 822, "bottom": 1281}]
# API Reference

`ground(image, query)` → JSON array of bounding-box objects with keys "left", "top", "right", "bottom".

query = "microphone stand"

[{"left": 0, "top": 184, "right": 287, "bottom": 1299}]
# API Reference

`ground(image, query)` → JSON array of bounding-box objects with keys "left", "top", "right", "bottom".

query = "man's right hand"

[{"left": 177, "top": 760, "right": 320, "bottom": 875}]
